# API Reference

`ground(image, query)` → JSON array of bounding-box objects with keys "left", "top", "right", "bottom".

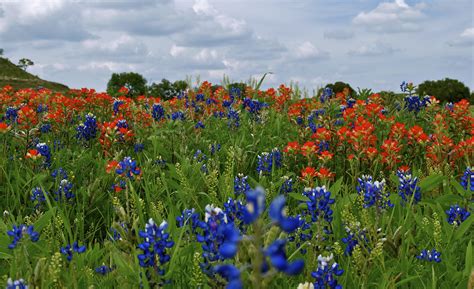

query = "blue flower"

[
  {"left": 397, "top": 170, "right": 421, "bottom": 205},
  {"left": 242, "top": 188, "right": 266, "bottom": 224},
  {"left": 279, "top": 177, "right": 293, "bottom": 194},
  {"left": 265, "top": 239, "right": 304, "bottom": 275},
  {"left": 171, "top": 111, "right": 185, "bottom": 121},
  {"left": 356, "top": 176, "right": 393, "bottom": 209},
  {"left": 152, "top": 103, "right": 165, "bottom": 121},
  {"left": 6, "top": 278, "right": 28, "bottom": 289},
  {"left": 4, "top": 106, "right": 18, "bottom": 124},
  {"left": 404, "top": 95, "right": 430, "bottom": 113},
  {"left": 134, "top": 143, "right": 145, "bottom": 153},
  {"left": 137, "top": 219, "right": 174, "bottom": 275},
  {"left": 116, "top": 156, "right": 141, "bottom": 180},
  {"left": 7, "top": 225, "right": 40, "bottom": 249},
  {"left": 269, "top": 195, "right": 299, "bottom": 233},
  {"left": 320, "top": 87, "right": 333, "bottom": 103},
  {"left": 95, "top": 265, "right": 115, "bottom": 275},
  {"left": 60, "top": 242, "right": 86, "bottom": 261},
  {"left": 36, "top": 142, "right": 51, "bottom": 167},
  {"left": 446, "top": 204, "right": 470, "bottom": 226},
  {"left": 176, "top": 208, "right": 201, "bottom": 233},
  {"left": 195, "top": 121, "right": 205, "bottom": 129},
  {"left": 40, "top": 123, "right": 51, "bottom": 133},
  {"left": 113, "top": 100, "right": 124, "bottom": 115},
  {"left": 256, "top": 148, "right": 282, "bottom": 175},
  {"left": 234, "top": 174, "right": 251, "bottom": 196},
  {"left": 54, "top": 178, "right": 74, "bottom": 201},
  {"left": 76, "top": 113, "right": 98, "bottom": 141},
  {"left": 31, "top": 187, "right": 47, "bottom": 207},
  {"left": 460, "top": 167, "right": 473, "bottom": 192},
  {"left": 311, "top": 254, "right": 344, "bottom": 289},
  {"left": 214, "top": 264, "right": 242, "bottom": 289},
  {"left": 341, "top": 227, "right": 368, "bottom": 256},
  {"left": 303, "top": 186, "right": 335, "bottom": 224},
  {"left": 416, "top": 249, "right": 441, "bottom": 263},
  {"left": 400, "top": 81, "right": 408, "bottom": 92},
  {"left": 227, "top": 109, "right": 240, "bottom": 128}
]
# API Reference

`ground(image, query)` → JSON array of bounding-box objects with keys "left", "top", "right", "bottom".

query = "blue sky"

[{"left": 0, "top": 0, "right": 472, "bottom": 92}]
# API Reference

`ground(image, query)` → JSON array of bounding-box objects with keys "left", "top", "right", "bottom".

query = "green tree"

[
  {"left": 17, "top": 58, "right": 34, "bottom": 71},
  {"left": 325, "top": 81, "right": 354, "bottom": 96},
  {"left": 417, "top": 78, "right": 471, "bottom": 103},
  {"left": 107, "top": 72, "right": 147, "bottom": 98},
  {"left": 0, "top": 48, "right": 4, "bottom": 56},
  {"left": 148, "top": 79, "right": 188, "bottom": 100}
]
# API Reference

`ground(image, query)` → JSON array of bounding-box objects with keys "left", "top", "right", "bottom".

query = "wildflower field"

[{"left": 0, "top": 81, "right": 472, "bottom": 289}]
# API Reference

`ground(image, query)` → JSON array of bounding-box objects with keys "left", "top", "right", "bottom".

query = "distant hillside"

[{"left": 0, "top": 57, "right": 69, "bottom": 92}]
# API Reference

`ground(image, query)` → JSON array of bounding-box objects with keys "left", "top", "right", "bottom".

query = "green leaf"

[
  {"left": 419, "top": 174, "right": 445, "bottom": 192},
  {"left": 255, "top": 72, "right": 273, "bottom": 91},
  {"left": 464, "top": 240, "right": 472, "bottom": 277},
  {"left": 34, "top": 207, "right": 56, "bottom": 232},
  {"left": 330, "top": 177, "right": 343, "bottom": 195},
  {"left": 455, "top": 215, "right": 473, "bottom": 240},
  {"left": 450, "top": 179, "right": 468, "bottom": 197},
  {"left": 288, "top": 193, "right": 310, "bottom": 202}
]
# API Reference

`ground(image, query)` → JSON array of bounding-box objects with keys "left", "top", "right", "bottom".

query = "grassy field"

[{"left": 0, "top": 83, "right": 472, "bottom": 289}]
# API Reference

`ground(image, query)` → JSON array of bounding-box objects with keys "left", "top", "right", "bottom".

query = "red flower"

[
  {"left": 318, "top": 150, "right": 334, "bottom": 162},
  {"left": 26, "top": 149, "right": 41, "bottom": 160},
  {"left": 316, "top": 167, "right": 335, "bottom": 180},
  {"left": 283, "top": 141, "right": 300, "bottom": 154},
  {"left": 301, "top": 167, "right": 317, "bottom": 178},
  {"left": 106, "top": 160, "right": 119, "bottom": 173},
  {"left": 0, "top": 122, "right": 9, "bottom": 133}
]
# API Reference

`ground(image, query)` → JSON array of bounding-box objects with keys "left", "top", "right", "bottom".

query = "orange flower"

[
  {"left": 106, "top": 160, "right": 119, "bottom": 173},
  {"left": 283, "top": 141, "right": 300, "bottom": 154},
  {"left": 301, "top": 166, "right": 317, "bottom": 178},
  {"left": 318, "top": 150, "right": 334, "bottom": 162},
  {"left": 316, "top": 167, "right": 335, "bottom": 180},
  {"left": 0, "top": 122, "right": 10, "bottom": 133},
  {"left": 365, "top": 147, "right": 378, "bottom": 159},
  {"left": 26, "top": 149, "right": 41, "bottom": 160},
  {"left": 301, "top": 141, "right": 317, "bottom": 157}
]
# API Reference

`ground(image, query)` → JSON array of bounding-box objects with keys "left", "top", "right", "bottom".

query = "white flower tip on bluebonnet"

[
  {"left": 204, "top": 204, "right": 227, "bottom": 223},
  {"left": 146, "top": 218, "right": 155, "bottom": 228},
  {"left": 297, "top": 282, "right": 314, "bottom": 289},
  {"left": 317, "top": 253, "right": 334, "bottom": 269},
  {"left": 159, "top": 220, "right": 168, "bottom": 230}
]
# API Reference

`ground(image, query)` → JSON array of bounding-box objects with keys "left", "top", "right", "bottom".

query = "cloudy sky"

[{"left": 0, "top": 0, "right": 472, "bottom": 92}]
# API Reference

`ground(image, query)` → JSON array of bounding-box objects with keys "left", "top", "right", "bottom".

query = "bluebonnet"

[
  {"left": 171, "top": 111, "right": 185, "bottom": 121},
  {"left": 223, "top": 94, "right": 235, "bottom": 108},
  {"left": 346, "top": 98, "right": 356, "bottom": 108},
  {"left": 196, "top": 93, "right": 205, "bottom": 102},
  {"left": 397, "top": 170, "right": 421, "bottom": 205},
  {"left": 242, "top": 188, "right": 266, "bottom": 224},
  {"left": 113, "top": 100, "right": 124, "bottom": 115},
  {"left": 445, "top": 102, "right": 454, "bottom": 111},
  {"left": 307, "top": 110, "right": 325, "bottom": 133},
  {"left": 152, "top": 103, "right": 165, "bottom": 121},
  {"left": 356, "top": 176, "right": 393, "bottom": 209},
  {"left": 7, "top": 225, "right": 40, "bottom": 249},
  {"left": 404, "top": 95, "right": 430, "bottom": 113},
  {"left": 31, "top": 187, "right": 47, "bottom": 207},
  {"left": 242, "top": 98, "right": 268, "bottom": 120},
  {"left": 51, "top": 167, "right": 68, "bottom": 180},
  {"left": 229, "top": 87, "right": 241, "bottom": 99},
  {"left": 227, "top": 109, "right": 240, "bottom": 128},
  {"left": 460, "top": 167, "right": 473, "bottom": 192},
  {"left": 4, "top": 106, "right": 18, "bottom": 124},
  {"left": 76, "top": 113, "right": 98, "bottom": 141},
  {"left": 269, "top": 196, "right": 300, "bottom": 233},
  {"left": 193, "top": 150, "right": 207, "bottom": 163},
  {"left": 416, "top": 249, "right": 441, "bottom": 263},
  {"left": 341, "top": 226, "right": 368, "bottom": 256},
  {"left": 234, "top": 174, "right": 250, "bottom": 196},
  {"left": 60, "top": 242, "right": 86, "bottom": 261},
  {"left": 54, "top": 178, "right": 75, "bottom": 201},
  {"left": 320, "top": 87, "right": 333, "bottom": 103},
  {"left": 303, "top": 186, "right": 335, "bottom": 224},
  {"left": 256, "top": 148, "right": 282, "bottom": 175},
  {"left": 214, "top": 264, "right": 242, "bottom": 289},
  {"left": 134, "top": 143, "right": 145, "bottom": 153},
  {"left": 176, "top": 208, "right": 201, "bottom": 233},
  {"left": 40, "top": 123, "right": 51, "bottom": 133},
  {"left": 265, "top": 239, "right": 304, "bottom": 275},
  {"left": 137, "top": 219, "right": 174, "bottom": 275},
  {"left": 37, "top": 104, "right": 48, "bottom": 113},
  {"left": 400, "top": 81, "right": 408, "bottom": 92},
  {"left": 6, "top": 278, "right": 28, "bottom": 289},
  {"left": 445, "top": 204, "right": 470, "bottom": 226},
  {"left": 116, "top": 156, "right": 141, "bottom": 180},
  {"left": 210, "top": 143, "right": 221, "bottom": 155},
  {"left": 95, "top": 265, "right": 115, "bottom": 275},
  {"left": 36, "top": 142, "right": 51, "bottom": 167},
  {"left": 195, "top": 121, "right": 205, "bottom": 129},
  {"left": 223, "top": 198, "right": 245, "bottom": 226},
  {"left": 311, "top": 254, "right": 344, "bottom": 289},
  {"left": 279, "top": 177, "right": 293, "bottom": 194}
]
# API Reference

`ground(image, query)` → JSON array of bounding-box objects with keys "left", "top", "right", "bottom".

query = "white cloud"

[
  {"left": 448, "top": 27, "right": 474, "bottom": 47},
  {"left": 293, "top": 41, "right": 330, "bottom": 60},
  {"left": 324, "top": 29, "right": 354, "bottom": 40},
  {"left": 169, "top": 44, "right": 187, "bottom": 57},
  {"left": 348, "top": 41, "right": 399, "bottom": 56},
  {"left": 353, "top": 0, "right": 426, "bottom": 32}
]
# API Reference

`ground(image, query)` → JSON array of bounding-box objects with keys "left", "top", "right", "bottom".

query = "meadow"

[{"left": 0, "top": 81, "right": 472, "bottom": 289}]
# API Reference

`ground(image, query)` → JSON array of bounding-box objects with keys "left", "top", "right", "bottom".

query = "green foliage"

[
  {"left": 417, "top": 78, "right": 471, "bottom": 103},
  {"left": 17, "top": 58, "right": 34, "bottom": 71},
  {"left": 325, "top": 81, "right": 355, "bottom": 95},
  {"left": 107, "top": 72, "right": 147, "bottom": 98},
  {"left": 148, "top": 79, "right": 188, "bottom": 100}
]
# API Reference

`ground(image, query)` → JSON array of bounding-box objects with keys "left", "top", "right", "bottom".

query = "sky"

[{"left": 0, "top": 0, "right": 472, "bottom": 92}]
